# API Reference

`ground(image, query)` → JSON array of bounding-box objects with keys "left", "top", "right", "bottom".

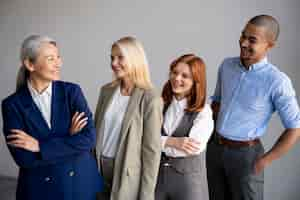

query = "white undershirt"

[
  {"left": 27, "top": 81, "right": 52, "bottom": 129},
  {"left": 101, "top": 86, "right": 130, "bottom": 158},
  {"left": 161, "top": 97, "right": 214, "bottom": 157}
]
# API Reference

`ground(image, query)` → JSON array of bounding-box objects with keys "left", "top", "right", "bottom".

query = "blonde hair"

[
  {"left": 111, "top": 36, "right": 153, "bottom": 90},
  {"left": 16, "top": 35, "right": 56, "bottom": 91}
]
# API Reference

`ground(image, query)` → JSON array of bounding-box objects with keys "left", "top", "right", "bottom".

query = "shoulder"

[
  {"left": 264, "top": 64, "right": 293, "bottom": 88},
  {"left": 2, "top": 86, "right": 25, "bottom": 109},
  {"left": 196, "top": 104, "right": 213, "bottom": 119},
  {"left": 98, "top": 82, "right": 118, "bottom": 93},
  {"left": 217, "top": 57, "right": 240, "bottom": 73},
  {"left": 53, "top": 81, "right": 85, "bottom": 102},
  {"left": 2, "top": 92, "right": 18, "bottom": 108},
  {"left": 221, "top": 57, "right": 240, "bottom": 67},
  {"left": 141, "top": 88, "right": 161, "bottom": 104},
  {"left": 54, "top": 80, "right": 81, "bottom": 91}
]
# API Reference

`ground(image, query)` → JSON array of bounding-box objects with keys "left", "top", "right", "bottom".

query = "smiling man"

[{"left": 206, "top": 15, "right": 300, "bottom": 200}]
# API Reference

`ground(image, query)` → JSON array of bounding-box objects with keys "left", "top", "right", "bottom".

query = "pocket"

[{"left": 251, "top": 143, "right": 265, "bottom": 176}]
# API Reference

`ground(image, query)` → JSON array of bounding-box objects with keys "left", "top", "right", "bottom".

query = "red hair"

[{"left": 162, "top": 54, "right": 207, "bottom": 112}]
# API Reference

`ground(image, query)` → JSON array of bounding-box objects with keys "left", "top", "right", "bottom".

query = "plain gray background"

[{"left": 0, "top": 0, "right": 299, "bottom": 199}]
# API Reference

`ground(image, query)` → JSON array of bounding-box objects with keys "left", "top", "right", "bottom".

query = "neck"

[
  {"left": 241, "top": 60, "right": 251, "bottom": 70},
  {"left": 120, "top": 77, "right": 134, "bottom": 96},
  {"left": 174, "top": 94, "right": 186, "bottom": 101},
  {"left": 241, "top": 56, "right": 266, "bottom": 70},
  {"left": 29, "top": 77, "right": 51, "bottom": 94}
]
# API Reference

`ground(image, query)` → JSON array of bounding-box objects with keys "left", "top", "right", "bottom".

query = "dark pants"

[
  {"left": 96, "top": 156, "right": 114, "bottom": 200},
  {"left": 206, "top": 139, "right": 264, "bottom": 200}
]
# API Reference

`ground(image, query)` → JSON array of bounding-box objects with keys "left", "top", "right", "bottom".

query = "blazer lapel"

[
  {"left": 117, "top": 87, "right": 144, "bottom": 151},
  {"left": 95, "top": 84, "right": 119, "bottom": 154},
  {"left": 50, "top": 81, "right": 66, "bottom": 134},
  {"left": 20, "top": 85, "right": 51, "bottom": 137}
]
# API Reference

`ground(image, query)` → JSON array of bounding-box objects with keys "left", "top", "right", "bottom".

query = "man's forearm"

[{"left": 263, "top": 128, "right": 300, "bottom": 163}]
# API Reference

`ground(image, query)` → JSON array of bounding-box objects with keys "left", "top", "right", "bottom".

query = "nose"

[
  {"left": 56, "top": 57, "right": 62, "bottom": 68},
  {"left": 174, "top": 74, "right": 182, "bottom": 82},
  {"left": 111, "top": 58, "right": 118, "bottom": 68},
  {"left": 240, "top": 38, "right": 249, "bottom": 48}
]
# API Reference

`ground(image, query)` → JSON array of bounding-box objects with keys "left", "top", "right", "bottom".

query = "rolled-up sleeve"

[{"left": 272, "top": 77, "right": 300, "bottom": 129}]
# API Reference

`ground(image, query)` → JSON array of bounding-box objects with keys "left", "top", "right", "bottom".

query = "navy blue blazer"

[{"left": 2, "top": 81, "right": 103, "bottom": 200}]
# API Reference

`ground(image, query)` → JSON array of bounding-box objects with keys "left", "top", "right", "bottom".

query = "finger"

[
  {"left": 188, "top": 138, "right": 201, "bottom": 145},
  {"left": 10, "top": 130, "right": 31, "bottom": 140},
  {"left": 7, "top": 133, "right": 26, "bottom": 140},
  {"left": 181, "top": 139, "right": 200, "bottom": 150},
  {"left": 7, "top": 139, "right": 26, "bottom": 146},
  {"left": 10, "top": 129, "right": 27, "bottom": 136},
  {"left": 181, "top": 147, "right": 194, "bottom": 155},
  {"left": 8, "top": 142, "right": 28, "bottom": 150},
  {"left": 78, "top": 121, "right": 88, "bottom": 130},
  {"left": 183, "top": 143, "right": 200, "bottom": 153},
  {"left": 72, "top": 112, "right": 79, "bottom": 124},
  {"left": 74, "top": 112, "right": 85, "bottom": 124},
  {"left": 77, "top": 117, "right": 88, "bottom": 127},
  {"left": 186, "top": 141, "right": 201, "bottom": 150}
]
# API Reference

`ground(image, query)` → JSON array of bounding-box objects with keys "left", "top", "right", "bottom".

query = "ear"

[
  {"left": 267, "top": 40, "right": 276, "bottom": 50},
  {"left": 23, "top": 59, "right": 35, "bottom": 72}
]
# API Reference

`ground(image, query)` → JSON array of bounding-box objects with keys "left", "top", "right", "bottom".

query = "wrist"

[{"left": 166, "top": 137, "right": 177, "bottom": 148}]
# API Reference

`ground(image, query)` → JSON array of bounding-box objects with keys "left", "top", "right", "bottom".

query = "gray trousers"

[
  {"left": 155, "top": 153, "right": 209, "bottom": 200},
  {"left": 206, "top": 139, "right": 264, "bottom": 200}
]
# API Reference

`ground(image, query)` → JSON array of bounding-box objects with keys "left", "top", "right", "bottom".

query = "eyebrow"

[{"left": 241, "top": 32, "right": 258, "bottom": 40}]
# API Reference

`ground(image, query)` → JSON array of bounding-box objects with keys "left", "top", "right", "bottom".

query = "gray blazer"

[{"left": 94, "top": 83, "right": 163, "bottom": 200}]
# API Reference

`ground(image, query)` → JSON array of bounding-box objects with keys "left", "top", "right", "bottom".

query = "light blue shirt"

[{"left": 211, "top": 57, "right": 300, "bottom": 141}]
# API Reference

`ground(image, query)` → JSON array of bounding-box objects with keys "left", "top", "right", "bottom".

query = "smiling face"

[
  {"left": 26, "top": 42, "right": 61, "bottom": 83},
  {"left": 239, "top": 23, "right": 274, "bottom": 67},
  {"left": 170, "top": 62, "right": 194, "bottom": 99},
  {"left": 110, "top": 45, "right": 129, "bottom": 79}
]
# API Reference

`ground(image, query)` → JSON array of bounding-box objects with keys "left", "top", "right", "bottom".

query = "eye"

[
  {"left": 118, "top": 55, "right": 124, "bottom": 61},
  {"left": 46, "top": 56, "right": 55, "bottom": 62},
  {"left": 170, "top": 70, "right": 178, "bottom": 76},
  {"left": 249, "top": 38, "right": 257, "bottom": 44}
]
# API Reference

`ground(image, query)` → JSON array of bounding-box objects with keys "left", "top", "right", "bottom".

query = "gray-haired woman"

[{"left": 2, "top": 35, "right": 103, "bottom": 200}]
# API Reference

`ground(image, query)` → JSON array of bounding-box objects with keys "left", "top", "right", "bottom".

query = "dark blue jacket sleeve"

[
  {"left": 39, "top": 85, "right": 96, "bottom": 161},
  {"left": 2, "top": 84, "right": 96, "bottom": 168},
  {"left": 2, "top": 100, "right": 43, "bottom": 168}
]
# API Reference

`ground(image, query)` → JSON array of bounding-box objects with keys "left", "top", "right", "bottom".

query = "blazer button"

[
  {"left": 45, "top": 177, "right": 51, "bottom": 182},
  {"left": 69, "top": 171, "right": 75, "bottom": 177}
]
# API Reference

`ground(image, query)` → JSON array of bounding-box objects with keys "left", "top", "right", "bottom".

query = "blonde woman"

[{"left": 94, "top": 36, "right": 162, "bottom": 200}]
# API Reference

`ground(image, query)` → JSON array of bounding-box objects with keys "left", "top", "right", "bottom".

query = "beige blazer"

[{"left": 94, "top": 83, "right": 163, "bottom": 200}]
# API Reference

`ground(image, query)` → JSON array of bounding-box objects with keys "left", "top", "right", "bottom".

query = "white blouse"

[
  {"left": 27, "top": 81, "right": 52, "bottom": 129},
  {"left": 101, "top": 86, "right": 130, "bottom": 158},
  {"left": 161, "top": 97, "right": 214, "bottom": 157}
]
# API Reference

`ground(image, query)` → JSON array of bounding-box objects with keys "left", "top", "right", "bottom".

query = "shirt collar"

[
  {"left": 27, "top": 80, "right": 52, "bottom": 98},
  {"left": 239, "top": 57, "right": 268, "bottom": 71},
  {"left": 172, "top": 96, "right": 187, "bottom": 111}
]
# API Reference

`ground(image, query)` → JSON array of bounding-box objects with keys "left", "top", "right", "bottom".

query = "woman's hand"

[
  {"left": 7, "top": 129, "right": 40, "bottom": 152},
  {"left": 70, "top": 111, "right": 88, "bottom": 135},
  {"left": 165, "top": 137, "right": 201, "bottom": 155}
]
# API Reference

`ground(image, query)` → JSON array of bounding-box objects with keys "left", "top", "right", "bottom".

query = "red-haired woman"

[{"left": 155, "top": 54, "right": 214, "bottom": 200}]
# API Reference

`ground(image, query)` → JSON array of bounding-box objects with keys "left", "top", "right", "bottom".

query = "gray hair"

[{"left": 16, "top": 35, "right": 56, "bottom": 91}]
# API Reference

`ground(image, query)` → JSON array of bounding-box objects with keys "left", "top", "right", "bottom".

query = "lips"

[
  {"left": 112, "top": 65, "right": 122, "bottom": 72},
  {"left": 241, "top": 48, "right": 251, "bottom": 57},
  {"left": 171, "top": 81, "right": 183, "bottom": 89}
]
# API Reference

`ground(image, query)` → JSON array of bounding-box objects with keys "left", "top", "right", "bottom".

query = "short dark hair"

[{"left": 248, "top": 15, "right": 280, "bottom": 42}]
